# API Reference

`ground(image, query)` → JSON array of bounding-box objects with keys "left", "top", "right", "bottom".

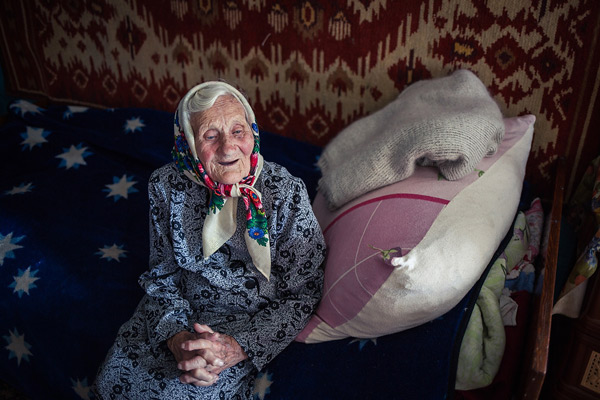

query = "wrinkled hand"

[{"left": 167, "top": 323, "right": 248, "bottom": 387}]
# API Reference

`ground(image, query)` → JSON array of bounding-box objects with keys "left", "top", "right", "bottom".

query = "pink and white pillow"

[{"left": 297, "top": 115, "right": 536, "bottom": 343}]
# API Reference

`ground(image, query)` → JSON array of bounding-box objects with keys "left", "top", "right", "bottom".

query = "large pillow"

[{"left": 296, "top": 115, "right": 535, "bottom": 343}]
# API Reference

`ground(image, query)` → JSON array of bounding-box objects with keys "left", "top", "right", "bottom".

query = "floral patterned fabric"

[
  {"left": 92, "top": 161, "right": 326, "bottom": 399},
  {"left": 171, "top": 82, "right": 273, "bottom": 280},
  {"left": 172, "top": 108, "right": 266, "bottom": 249}
]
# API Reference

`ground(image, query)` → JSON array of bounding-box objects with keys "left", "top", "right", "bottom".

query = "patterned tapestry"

[{"left": 1, "top": 0, "right": 599, "bottom": 197}]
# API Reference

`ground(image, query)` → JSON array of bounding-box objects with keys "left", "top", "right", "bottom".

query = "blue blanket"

[{"left": 0, "top": 100, "right": 496, "bottom": 400}]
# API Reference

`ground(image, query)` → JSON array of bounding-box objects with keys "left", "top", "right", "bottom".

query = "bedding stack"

[
  {"left": 298, "top": 71, "right": 534, "bottom": 343},
  {"left": 258, "top": 70, "right": 539, "bottom": 399}
]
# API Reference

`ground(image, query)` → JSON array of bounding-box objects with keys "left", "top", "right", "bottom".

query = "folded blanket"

[
  {"left": 317, "top": 69, "right": 505, "bottom": 210},
  {"left": 455, "top": 257, "right": 507, "bottom": 391}
]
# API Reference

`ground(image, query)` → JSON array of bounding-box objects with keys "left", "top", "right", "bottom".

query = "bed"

[
  {"left": 0, "top": 1, "right": 595, "bottom": 399},
  {"left": 0, "top": 93, "right": 563, "bottom": 399}
]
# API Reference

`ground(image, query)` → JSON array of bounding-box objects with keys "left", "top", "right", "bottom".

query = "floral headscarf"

[{"left": 172, "top": 82, "right": 271, "bottom": 280}]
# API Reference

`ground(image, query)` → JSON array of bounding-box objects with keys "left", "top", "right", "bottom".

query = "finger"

[
  {"left": 177, "top": 355, "right": 207, "bottom": 371},
  {"left": 196, "top": 331, "right": 221, "bottom": 342},
  {"left": 180, "top": 374, "right": 215, "bottom": 386},
  {"left": 193, "top": 347, "right": 225, "bottom": 368},
  {"left": 179, "top": 340, "right": 225, "bottom": 369},
  {"left": 191, "top": 376, "right": 218, "bottom": 387},
  {"left": 205, "top": 363, "right": 226, "bottom": 375},
  {"left": 202, "top": 350, "right": 225, "bottom": 368},
  {"left": 193, "top": 323, "right": 214, "bottom": 335},
  {"left": 181, "top": 338, "right": 215, "bottom": 352},
  {"left": 179, "top": 369, "right": 218, "bottom": 386}
]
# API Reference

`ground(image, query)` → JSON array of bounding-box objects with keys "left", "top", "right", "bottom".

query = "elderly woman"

[{"left": 93, "top": 81, "right": 326, "bottom": 399}]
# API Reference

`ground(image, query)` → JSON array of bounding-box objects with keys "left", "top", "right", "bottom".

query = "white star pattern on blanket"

[
  {"left": 63, "top": 106, "right": 89, "bottom": 119},
  {"left": 20, "top": 126, "right": 50, "bottom": 150},
  {"left": 4, "top": 182, "right": 34, "bottom": 195},
  {"left": 96, "top": 244, "right": 128, "bottom": 262},
  {"left": 3, "top": 328, "right": 32, "bottom": 366},
  {"left": 123, "top": 117, "right": 145, "bottom": 133},
  {"left": 71, "top": 378, "right": 92, "bottom": 400},
  {"left": 56, "top": 144, "right": 93, "bottom": 169},
  {"left": 0, "top": 232, "right": 25, "bottom": 266},
  {"left": 9, "top": 266, "right": 40, "bottom": 298},
  {"left": 103, "top": 174, "right": 138, "bottom": 201},
  {"left": 253, "top": 371, "right": 274, "bottom": 400},
  {"left": 9, "top": 100, "right": 42, "bottom": 116}
]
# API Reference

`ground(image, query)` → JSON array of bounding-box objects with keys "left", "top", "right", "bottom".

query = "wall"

[{"left": 0, "top": 0, "right": 598, "bottom": 198}]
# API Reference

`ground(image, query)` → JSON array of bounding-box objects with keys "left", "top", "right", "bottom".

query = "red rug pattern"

[{"left": 1, "top": 0, "right": 599, "bottom": 196}]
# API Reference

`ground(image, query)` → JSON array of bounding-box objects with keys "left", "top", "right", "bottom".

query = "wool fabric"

[{"left": 317, "top": 69, "right": 505, "bottom": 210}]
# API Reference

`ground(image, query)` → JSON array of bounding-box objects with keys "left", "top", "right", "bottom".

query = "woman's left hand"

[
  {"left": 167, "top": 324, "right": 221, "bottom": 386},
  {"left": 177, "top": 323, "right": 249, "bottom": 385}
]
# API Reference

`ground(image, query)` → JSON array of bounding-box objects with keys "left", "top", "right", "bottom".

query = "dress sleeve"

[
  {"left": 138, "top": 168, "right": 193, "bottom": 348},
  {"left": 227, "top": 175, "right": 326, "bottom": 371}
]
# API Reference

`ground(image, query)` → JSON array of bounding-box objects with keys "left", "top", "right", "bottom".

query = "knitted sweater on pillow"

[{"left": 317, "top": 69, "right": 505, "bottom": 210}]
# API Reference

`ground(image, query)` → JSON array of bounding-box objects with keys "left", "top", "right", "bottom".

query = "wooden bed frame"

[{"left": 518, "top": 157, "right": 566, "bottom": 398}]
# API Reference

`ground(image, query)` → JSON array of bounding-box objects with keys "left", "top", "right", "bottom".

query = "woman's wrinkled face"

[{"left": 192, "top": 95, "right": 255, "bottom": 185}]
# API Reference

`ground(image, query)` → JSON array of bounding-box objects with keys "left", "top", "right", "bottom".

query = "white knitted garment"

[{"left": 317, "top": 69, "right": 505, "bottom": 210}]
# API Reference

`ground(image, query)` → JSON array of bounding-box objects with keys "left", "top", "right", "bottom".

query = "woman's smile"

[{"left": 219, "top": 159, "right": 238, "bottom": 166}]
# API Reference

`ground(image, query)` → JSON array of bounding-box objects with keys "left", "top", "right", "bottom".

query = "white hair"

[{"left": 177, "top": 81, "right": 257, "bottom": 159}]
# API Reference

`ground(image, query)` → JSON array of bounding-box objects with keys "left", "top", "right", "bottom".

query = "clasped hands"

[{"left": 167, "top": 322, "right": 248, "bottom": 387}]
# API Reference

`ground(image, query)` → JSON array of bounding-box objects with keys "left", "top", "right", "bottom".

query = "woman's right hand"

[{"left": 167, "top": 324, "right": 224, "bottom": 386}]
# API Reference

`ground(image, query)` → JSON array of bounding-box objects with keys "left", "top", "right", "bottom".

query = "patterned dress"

[{"left": 93, "top": 161, "right": 326, "bottom": 399}]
